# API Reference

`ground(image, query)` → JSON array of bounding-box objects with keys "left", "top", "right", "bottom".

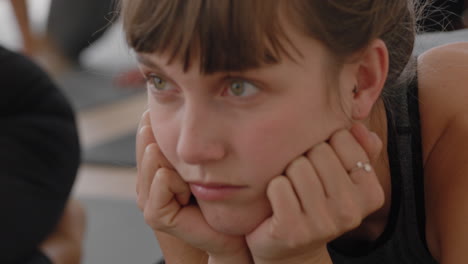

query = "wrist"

[
  {"left": 208, "top": 248, "right": 253, "bottom": 264},
  {"left": 253, "top": 247, "right": 332, "bottom": 264}
]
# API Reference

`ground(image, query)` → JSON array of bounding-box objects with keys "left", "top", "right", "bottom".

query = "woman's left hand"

[{"left": 246, "top": 123, "right": 385, "bottom": 264}]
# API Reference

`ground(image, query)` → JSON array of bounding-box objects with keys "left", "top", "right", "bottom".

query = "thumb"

[{"left": 350, "top": 122, "right": 383, "bottom": 162}]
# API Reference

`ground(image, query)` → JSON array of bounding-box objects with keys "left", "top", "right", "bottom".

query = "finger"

[
  {"left": 330, "top": 127, "right": 384, "bottom": 217},
  {"left": 136, "top": 110, "right": 153, "bottom": 170},
  {"left": 343, "top": 125, "right": 385, "bottom": 215},
  {"left": 136, "top": 126, "right": 156, "bottom": 171},
  {"left": 350, "top": 123, "right": 383, "bottom": 163},
  {"left": 145, "top": 168, "right": 191, "bottom": 229},
  {"left": 329, "top": 129, "right": 369, "bottom": 170},
  {"left": 137, "top": 109, "right": 151, "bottom": 132},
  {"left": 267, "top": 176, "right": 302, "bottom": 226},
  {"left": 136, "top": 126, "right": 156, "bottom": 196},
  {"left": 138, "top": 143, "right": 161, "bottom": 210},
  {"left": 145, "top": 169, "right": 239, "bottom": 253},
  {"left": 306, "top": 143, "right": 351, "bottom": 199},
  {"left": 285, "top": 156, "right": 325, "bottom": 213},
  {"left": 154, "top": 139, "right": 174, "bottom": 170}
]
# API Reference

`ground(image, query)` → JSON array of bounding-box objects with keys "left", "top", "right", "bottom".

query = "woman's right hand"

[{"left": 136, "top": 110, "right": 252, "bottom": 264}]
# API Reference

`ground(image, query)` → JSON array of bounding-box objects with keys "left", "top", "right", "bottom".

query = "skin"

[
  {"left": 135, "top": 16, "right": 391, "bottom": 263},
  {"left": 40, "top": 200, "right": 86, "bottom": 264},
  {"left": 134, "top": 14, "right": 468, "bottom": 264},
  {"left": 140, "top": 40, "right": 351, "bottom": 236}
]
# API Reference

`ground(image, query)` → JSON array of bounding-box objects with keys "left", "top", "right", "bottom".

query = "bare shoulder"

[
  {"left": 417, "top": 41, "right": 468, "bottom": 163},
  {"left": 417, "top": 42, "right": 468, "bottom": 262}
]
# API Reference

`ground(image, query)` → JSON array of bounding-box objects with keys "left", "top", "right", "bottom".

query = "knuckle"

[
  {"left": 325, "top": 224, "right": 340, "bottom": 241},
  {"left": 328, "top": 129, "right": 350, "bottom": 147},
  {"left": 270, "top": 222, "right": 309, "bottom": 248},
  {"left": 141, "top": 109, "right": 150, "bottom": 124},
  {"left": 291, "top": 226, "right": 313, "bottom": 247},
  {"left": 145, "top": 143, "right": 158, "bottom": 157},
  {"left": 154, "top": 168, "right": 171, "bottom": 184},
  {"left": 136, "top": 197, "right": 145, "bottom": 211},
  {"left": 284, "top": 233, "right": 308, "bottom": 249},
  {"left": 266, "top": 176, "right": 288, "bottom": 197},
  {"left": 285, "top": 156, "right": 309, "bottom": 176},
  {"left": 367, "top": 185, "right": 385, "bottom": 213},
  {"left": 307, "top": 142, "right": 330, "bottom": 161},
  {"left": 314, "top": 216, "right": 339, "bottom": 241},
  {"left": 335, "top": 199, "right": 363, "bottom": 231},
  {"left": 143, "top": 209, "right": 163, "bottom": 229},
  {"left": 138, "top": 125, "right": 150, "bottom": 136}
]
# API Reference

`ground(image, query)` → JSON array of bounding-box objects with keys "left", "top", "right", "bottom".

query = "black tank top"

[{"left": 328, "top": 74, "right": 439, "bottom": 263}]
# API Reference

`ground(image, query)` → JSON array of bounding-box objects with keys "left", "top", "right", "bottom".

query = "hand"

[
  {"left": 246, "top": 123, "right": 385, "bottom": 264},
  {"left": 136, "top": 110, "right": 253, "bottom": 263},
  {"left": 40, "top": 199, "right": 86, "bottom": 264}
]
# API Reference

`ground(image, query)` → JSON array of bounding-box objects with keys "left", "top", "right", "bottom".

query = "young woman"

[{"left": 123, "top": 0, "right": 468, "bottom": 263}]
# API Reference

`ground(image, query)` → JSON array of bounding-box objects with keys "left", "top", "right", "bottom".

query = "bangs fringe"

[{"left": 123, "top": 0, "right": 296, "bottom": 73}]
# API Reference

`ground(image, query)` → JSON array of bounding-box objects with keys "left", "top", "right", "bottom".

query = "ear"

[{"left": 351, "top": 39, "right": 389, "bottom": 120}]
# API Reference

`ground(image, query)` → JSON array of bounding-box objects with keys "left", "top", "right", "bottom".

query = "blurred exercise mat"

[
  {"left": 54, "top": 68, "right": 143, "bottom": 111},
  {"left": 83, "top": 133, "right": 136, "bottom": 167},
  {"left": 80, "top": 28, "right": 468, "bottom": 167},
  {"left": 79, "top": 197, "right": 162, "bottom": 264}
]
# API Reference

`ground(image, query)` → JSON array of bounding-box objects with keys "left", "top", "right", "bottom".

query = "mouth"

[{"left": 189, "top": 182, "right": 247, "bottom": 201}]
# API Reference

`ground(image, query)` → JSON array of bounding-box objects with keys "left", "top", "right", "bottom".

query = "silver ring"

[{"left": 348, "top": 161, "right": 372, "bottom": 174}]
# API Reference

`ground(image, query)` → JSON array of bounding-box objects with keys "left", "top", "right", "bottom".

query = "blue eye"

[{"left": 227, "top": 80, "right": 258, "bottom": 97}]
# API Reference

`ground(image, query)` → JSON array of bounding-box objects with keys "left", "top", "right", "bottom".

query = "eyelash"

[
  {"left": 144, "top": 72, "right": 260, "bottom": 100},
  {"left": 145, "top": 73, "right": 176, "bottom": 93}
]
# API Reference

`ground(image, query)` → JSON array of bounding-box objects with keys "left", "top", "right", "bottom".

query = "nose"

[{"left": 176, "top": 104, "right": 226, "bottom": 165}]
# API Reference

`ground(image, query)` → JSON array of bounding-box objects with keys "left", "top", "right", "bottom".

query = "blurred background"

[
  {"left": 1, "top": 0, "right": 161, "bottom": 263},
  {"left": 0, "top": 0, "right": 467, "bottom": 263}
]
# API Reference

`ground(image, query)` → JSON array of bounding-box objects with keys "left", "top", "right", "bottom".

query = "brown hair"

[{"left": 121, "top": 0, "right": 420, "bottom": 94}]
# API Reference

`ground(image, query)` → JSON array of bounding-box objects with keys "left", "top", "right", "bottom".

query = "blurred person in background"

[
  {"left": 46, "top": 0, "right": 146, "bottom": 86},
  {"left": 0, "top": 45, "right": 84, "bottom": 263}
]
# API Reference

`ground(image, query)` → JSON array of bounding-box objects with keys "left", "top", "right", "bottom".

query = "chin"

[
  {"left": 208, "top": 218, "right": 260, "bottom": 236},
  {"left": 200, "top": 202, "right": 272, "bottom": 236}
]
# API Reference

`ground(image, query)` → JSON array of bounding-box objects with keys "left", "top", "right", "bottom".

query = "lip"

[{"left": 189, "top": 182, "right": 246, "bottom": 201}]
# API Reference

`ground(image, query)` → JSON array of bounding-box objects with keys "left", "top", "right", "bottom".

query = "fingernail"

[
  {"left": 145, "top": 144, "right": 154, "bottom": 153},
  {"left": 139, "top": 125, "right": 148, "bottom": 134}
]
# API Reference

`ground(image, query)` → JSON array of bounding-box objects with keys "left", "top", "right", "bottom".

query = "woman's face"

[{"left": 138, "top": 28, "right": 354, "bottom": 235}]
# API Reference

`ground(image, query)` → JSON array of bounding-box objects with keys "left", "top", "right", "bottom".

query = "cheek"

[{"left": 238, "top": 105, "right": 344, "bottom": 179}]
